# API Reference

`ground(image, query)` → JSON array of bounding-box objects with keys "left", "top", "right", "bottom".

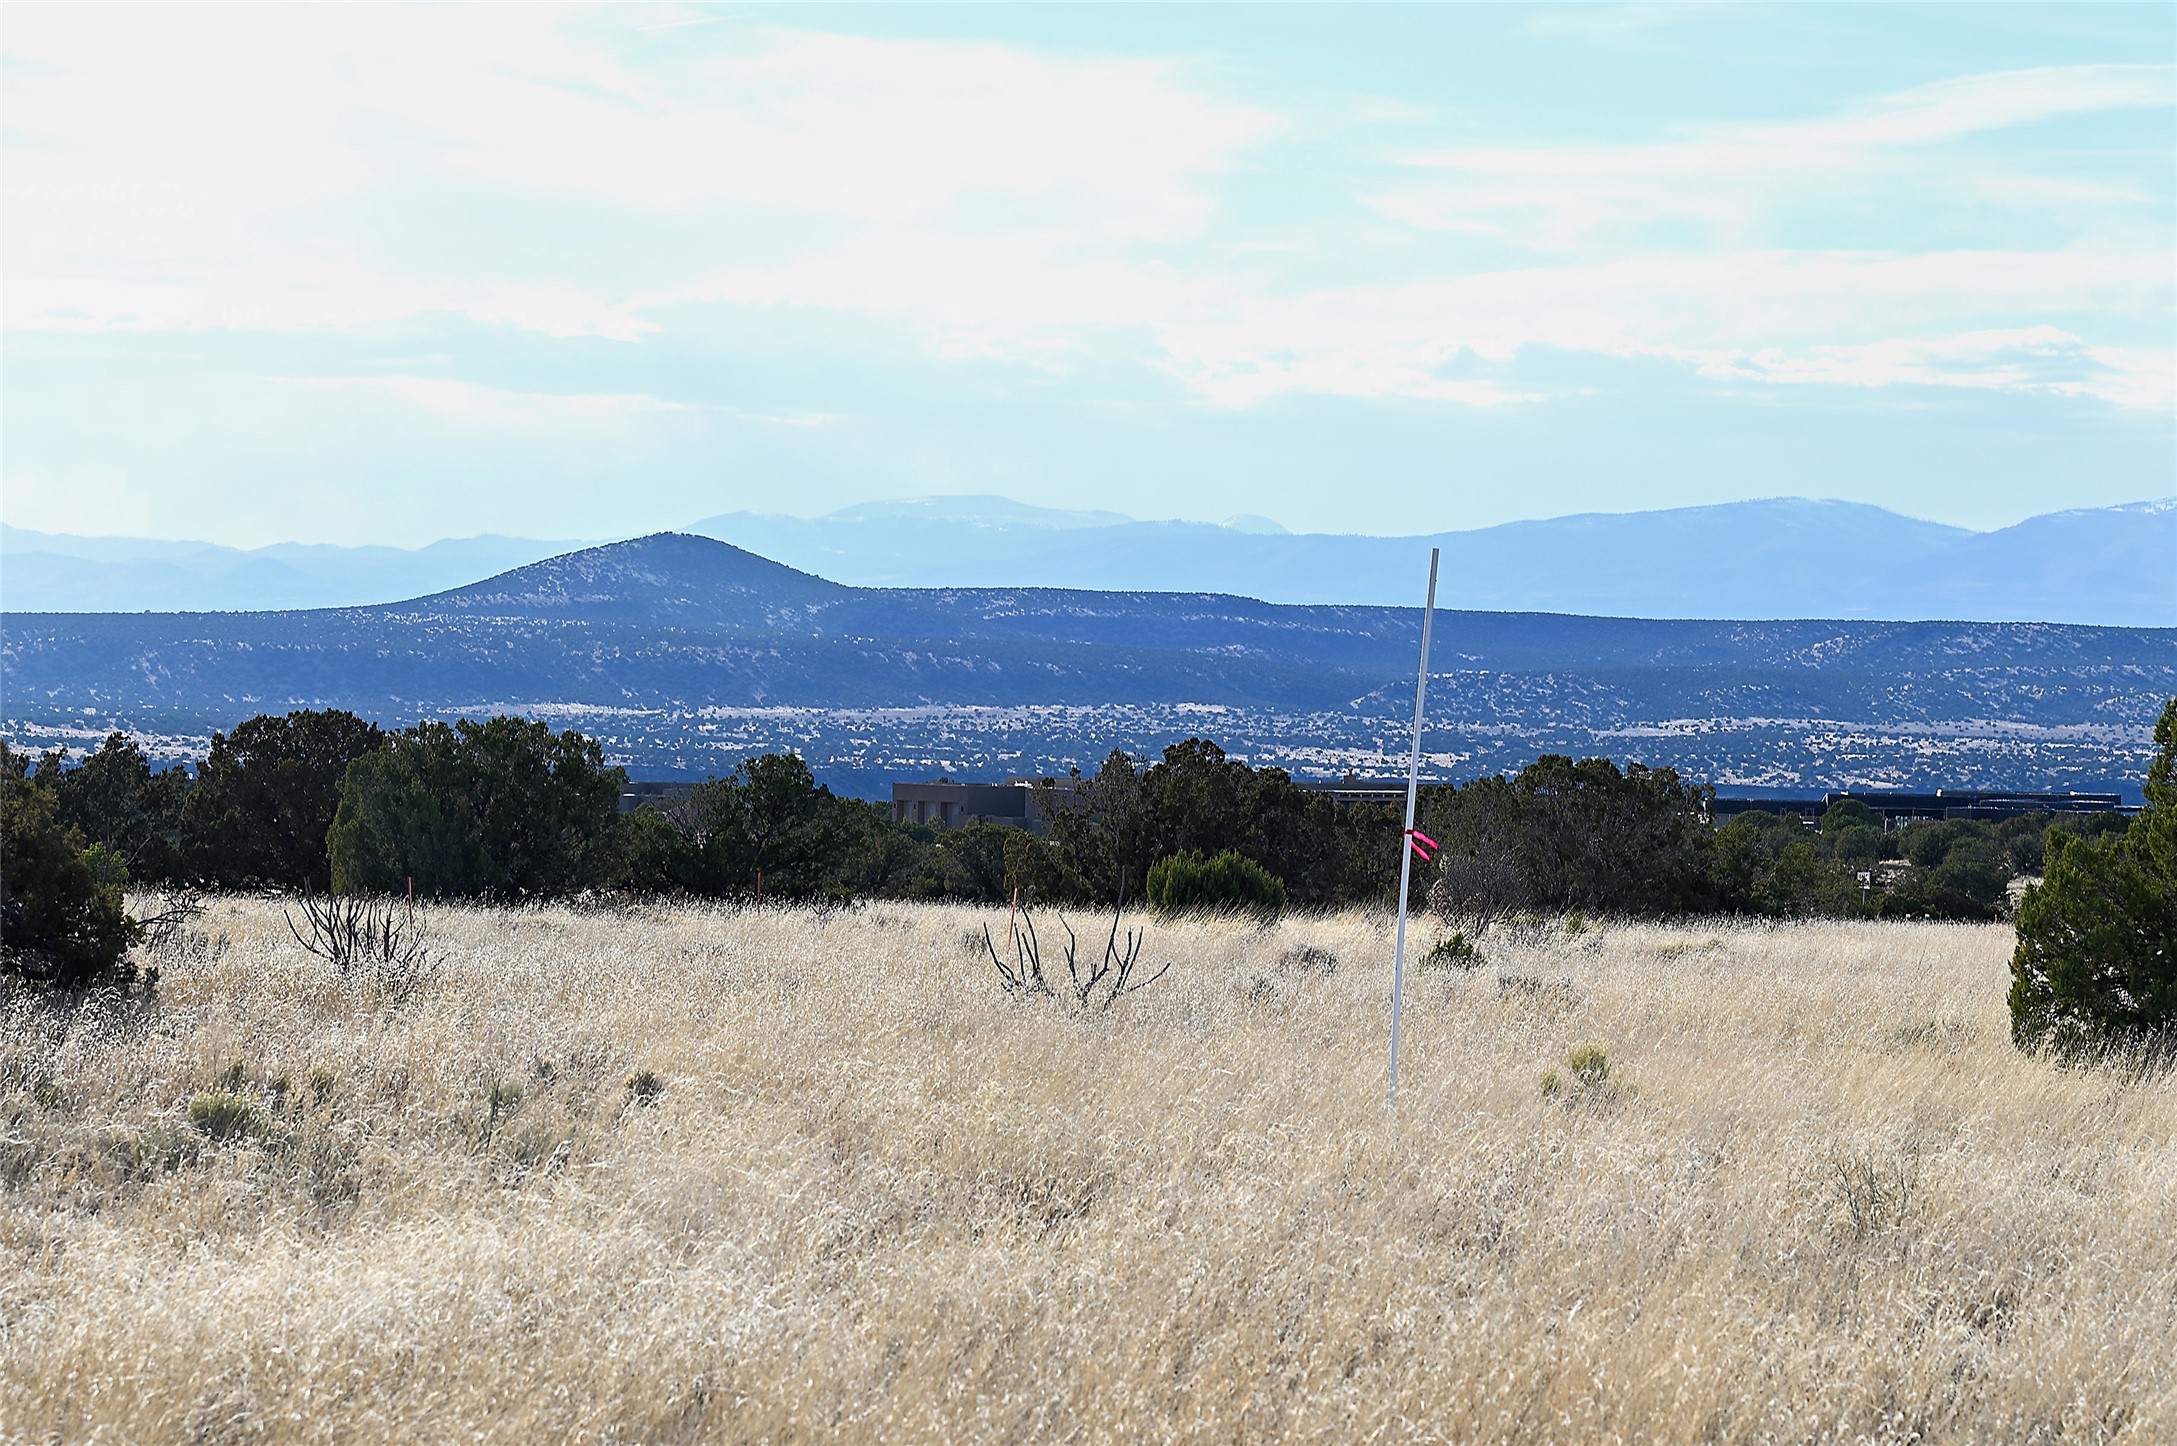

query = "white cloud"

[
  {"left": 1370, "top": 64, "right": 2176, "bottom": 251},
  {"left": 1673, "top": 327, "right": 2175, "bottom": 413},
  {"left": 267, "top": 376, "right": 852, "bottom": 434},
  {"left": 508, "top": 29, "right": 1275, "bottom": 240},
  {"left": 2, "top": 8, "right": 1275, "bottom": 336},
  {"left": 19, "top": 263, "right": 658, "bottom": 342},
  {"left": 722, "top": 408, "right": 843, "bottom": 428},
  {"left": 1177, "top": 65, "right": 2176, "bottom": 413},
  {"left": 280, "top": 376, "right": 691, "bottom": 429},
  {"left": 642, "top": 232, "right": 1211, "bottom": 361},
  {"left": 628, "top": 59, "right": 2174, "bottom": 410},
  {"left": 1151, "top": 249, "right": 2174, "bottom": 409},
  {"left": 3, "top": 9, "right": 2167, "bottom": 425},
  {"left": 1803, "top": 63, "right": 2175, "bottom": 147}
]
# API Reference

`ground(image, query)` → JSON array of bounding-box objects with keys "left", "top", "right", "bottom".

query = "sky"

[{"left": 3, "top": 2, "right": 2172, "bottom": 548}]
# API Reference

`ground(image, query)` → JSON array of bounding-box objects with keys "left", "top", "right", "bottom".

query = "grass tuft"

[{"left": 185, "top": 1090, "right": 262, "bottom": 1142}]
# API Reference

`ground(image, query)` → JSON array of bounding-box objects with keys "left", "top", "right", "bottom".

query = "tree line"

[
  {"left": 0, "top": 707, "right": 2146, "bottom": 916},
  {"left": 6, "top": 704, "right": 2171, "bottom": 1033},
  {"left": 8, "top": 696, "right": 2168, "bottom": 1058},
  {"left": 0, "top": 711, "right": 958, "bottom": 906},
  {"left": 1417, "top": 755, "right": 2128, "bottom": 925},
  {"left": 0, "top": 717, "right": 1408, "bottom": 914}
]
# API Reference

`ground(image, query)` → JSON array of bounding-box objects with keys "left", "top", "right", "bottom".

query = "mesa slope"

[{"left": 4, "top": 533, "right": 2172, "bottom": 792}]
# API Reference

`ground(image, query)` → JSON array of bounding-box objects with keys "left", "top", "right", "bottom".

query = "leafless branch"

[
  {"left": 134, "top": 885, "right": 206, "bottom": 956},
  {"left": 982, "top": 911, "right": 1053, "bottom": 997},
  {"left": 286, "top": 891, "right": 436, "bottom": 995},
  {"left": 987, "top": 872, "right": 1165, "bottom": 1011}
]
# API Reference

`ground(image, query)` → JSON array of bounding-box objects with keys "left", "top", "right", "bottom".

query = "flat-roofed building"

[
  {"left": 1296, "top": 778, "right": 1409, "bottom": 808},
  {"left": 1711, "top": 789, "right": 2135, "bottom": 826},
  {"left": 619, "top": 780, "right": 698, "bottom": 813},
  {"left": 891, "top": 772, "right": 1406, "bottom": 831},
  {"left": 891, "top": 781, "right": 1036, "bottom": 829}
]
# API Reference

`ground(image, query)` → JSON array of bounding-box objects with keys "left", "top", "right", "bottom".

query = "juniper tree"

[{"left": 2009, "top": 697, "right": 2177, "bottom": 1056}]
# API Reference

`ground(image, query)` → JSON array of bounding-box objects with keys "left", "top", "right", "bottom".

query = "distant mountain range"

[
  {"left": 7, "top": 533, "right": 2171, "bottom": 798},
  {"left": 7, "top": 495, "right": 2172, "bottom": 625},
  {"left": 0, "top": 527, "right": 587, "bottom": 614},
  {"left": 693, "top": 496, "right": 2177, "bottom": 625}
]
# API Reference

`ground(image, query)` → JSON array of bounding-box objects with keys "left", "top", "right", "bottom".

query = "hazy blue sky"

[{"left": 4, "top": 3, "right": 2171, "bottom": 547}]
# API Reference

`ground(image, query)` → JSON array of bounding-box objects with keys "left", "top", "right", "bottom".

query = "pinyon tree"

[
  {"left": 2009, "top": 697, "right": 2177, "bottom": 1056},
  {"left": 1, "top": 745, "right": 139, "bottom": 989},
  {"left": 184, "top": 709, "right": 385, "bottom": 889},
  {"left": 329, "top": 717, "right": 625, "bottom": 898}
]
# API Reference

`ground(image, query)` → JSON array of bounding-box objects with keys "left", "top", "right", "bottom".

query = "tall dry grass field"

[{"left": 3, "top": 898, "right": 2173, "bottom": 1443}]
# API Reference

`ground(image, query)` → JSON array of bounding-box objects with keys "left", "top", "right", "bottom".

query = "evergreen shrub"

[
  {"left": 1145, "top": 849, "right": 1285, "bottom": 917},
  {"left": 2009, "top": 697, "right": 2177, "bottom": 1057},
  {"left": 1, "top": 749, "right": 140, "bottom": 989}
]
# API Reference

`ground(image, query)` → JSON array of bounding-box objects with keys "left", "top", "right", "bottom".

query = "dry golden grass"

[{"left": 4, "top": 898, "right": 2174, "bottom": 1443}]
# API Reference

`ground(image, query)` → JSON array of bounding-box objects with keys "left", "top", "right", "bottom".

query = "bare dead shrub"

[
  {"left": 982, "top": 879, "right": 1166, "bottom": 1010},
  {"left": 285, "top": 891, "right": 437, "bottom": 995},
  {"left": 1278, "top": 943, "right": 1340, "bottom": 976},
  {"left": 133, "top": 885, "right": 207, "bottom": 958},
  {"left": 1825, "top": 1138, "right": 1928, "bottom": 1242},
  {"left": 1428, "top": 848, "right": 1532, "bottom": 929}
]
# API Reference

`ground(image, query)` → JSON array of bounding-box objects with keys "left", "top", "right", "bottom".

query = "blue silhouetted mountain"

[
  {"left": 688, "top": 495, "right": 2175, "bottom": 625},
  {"left": 0, "top": 525, "right": 588, "bottom": 614},
  {"left": 5, "top": 530, "right": 2171, "bottom": 795},
  {"left": 407, "top": 532, "right": 845, "bottom": 625},
  {"left": 7, "top": 496, "right": 2172, "bottom": 625}
]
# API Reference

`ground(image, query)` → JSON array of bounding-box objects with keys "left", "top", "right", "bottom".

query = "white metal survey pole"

[{"left": 1388, "top": 547, "right": 1440, "bottom": 1110}]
